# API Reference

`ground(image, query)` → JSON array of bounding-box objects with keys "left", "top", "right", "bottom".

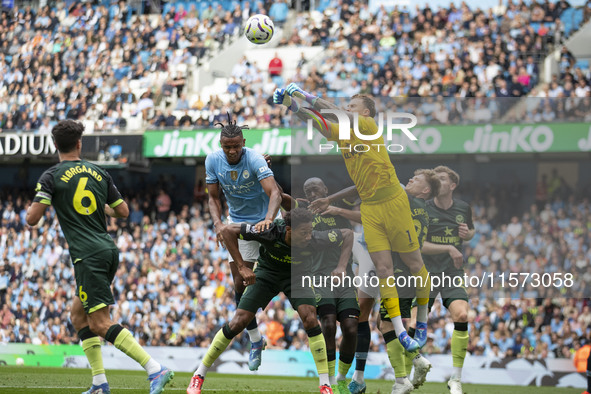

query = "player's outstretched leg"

[
  {"left": 87, "top": 307, "right": 173, "bottom": 394},
  {"left": 447, "top": 301, "right": 469, "bottom": 394},
  {"left": 79, "top": 327, "right": 110, "bottom": 394},
  {"left": 297, "top": 304, "right": 332, "bottom": 394},
  {"left": 71, "top": 298, "right": 110, "bottom": 394},
  {"left": 188, "top": 311, "right": 253, "bottom": 394},
  {"left": 401, "top": 327, "right": 430, "bottom": 389},
  {"left": 335, "top": 313, "right": 357, "bottom": 394},
  {"left": 237, "top": 292, "right": 264, "bottom": 371},
  {"left": 349, "top": 295, "right": 373, "bottom": 394},
  {"left": 399, "top": 250, "right": 431, "bottom": 348},
  {"left": 231, "top": 262, "right": 265, "bottom": 371}
]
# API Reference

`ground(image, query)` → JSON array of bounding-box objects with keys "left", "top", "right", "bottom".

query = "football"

[{"left": 244, "top": 14, "right": 274, "bottom": 44}]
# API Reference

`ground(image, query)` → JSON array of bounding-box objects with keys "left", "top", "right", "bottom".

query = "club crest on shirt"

[
  {"left": 243, "top": 170, "right": 250, "bottom": 179},
  {"left": 230, "top": 171, "right": 238, "bottom": 181},
  {"left": 456, "top": 215, "right": 464, "bottom": 223},
  {"left": 328, "top": 230, "right": 338, "bottom": 243}
]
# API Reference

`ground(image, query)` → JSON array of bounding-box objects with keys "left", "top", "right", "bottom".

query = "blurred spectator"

[{"left": 268, "top": 52, "right": 283, "bottom": 77}]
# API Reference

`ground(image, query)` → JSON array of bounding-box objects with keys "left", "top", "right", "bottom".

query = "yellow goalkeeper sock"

[
  {"left": 379, "top": 278, "right": 401, "bottom": 319},
  {"left": 412, "top": 265, "right": 431, "bottom": 305}
]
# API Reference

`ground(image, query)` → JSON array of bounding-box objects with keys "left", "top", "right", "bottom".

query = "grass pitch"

[{"left": 0, "top": 366, "right": 583, "bottom": 393}]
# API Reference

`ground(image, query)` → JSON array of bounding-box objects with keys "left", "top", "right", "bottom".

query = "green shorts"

[
  {"left": 427, "top": 272, "right": 469, "bottom": 310},
  {"left": 380, "top": 298, "right": 414, "bottom": 320},
  {"left": 74, "top": 248, "right": 119, "bottom": 314},
  {"left": 314, "top": 284, "right": 360, "bottom": 320},
  {"left": 239, "top": 266, "right": 316, "bottom": 313}
]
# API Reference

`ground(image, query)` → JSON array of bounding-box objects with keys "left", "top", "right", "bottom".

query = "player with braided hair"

[{"left": 205, "top": 112, "right": 282, "bottom": 371}]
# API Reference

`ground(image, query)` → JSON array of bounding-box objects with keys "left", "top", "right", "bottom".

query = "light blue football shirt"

[{"left": 205, "top": 147, "right": 274, "bottom": 223}]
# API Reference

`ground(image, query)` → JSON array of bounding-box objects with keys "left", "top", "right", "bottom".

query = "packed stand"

[
  {"left": 0, "top": 172, "right": 590, "bottom": 361},
  {"left": 0, "top": 0, "right": 256, "bottom": 133},
  {"left": 219, "top": 0, "right": 590, "bottom": 127}
]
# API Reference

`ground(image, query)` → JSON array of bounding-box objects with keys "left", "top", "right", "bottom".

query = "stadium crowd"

[
  {"left": 0, "top": 170, "right": 590, "bottom": 362},
  {"left": 221, "top": 0, "right": 591, "bottom": 128},
  {"left": 0, "top": 0, "right": 287, "bottom": 133},
  {"left": 0, "top": 1, "right": 589, "bottom": 132}
]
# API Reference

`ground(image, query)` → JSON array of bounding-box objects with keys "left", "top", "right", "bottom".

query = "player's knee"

[
  {"left": 320, "top": 318, "right": 336, "bottom": 338},
  {"left": 454, "top": 312, "right": 468, "bottom": 323},
  {"left": 341, "top": 319, "right": 358, "bottom": 340},
  {"left": 70, "top": 312, "right": 86, "bottom": 331},
  {"left": 300, "top": 308, "right": 320, "bottom": 330},
  {"left": 375, "top": 263, "right": 392, "bottom": 279},
  {"left": 87, "top": 319, "right": 109, "bottom": 338},
  {"left": 228, "top": 313, "right": 250, "bottom": 333}
]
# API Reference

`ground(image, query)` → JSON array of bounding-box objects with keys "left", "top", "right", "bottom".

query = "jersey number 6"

[{"left": 73, "top": 177, "right": 97, "bottom": 215}]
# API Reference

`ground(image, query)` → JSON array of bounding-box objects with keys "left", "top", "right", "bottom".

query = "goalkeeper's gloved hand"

[
  {"left": 273, "top": 88, "right": 299, "bottom": 112},
  {"left": 285, "top": 83, "right": 318, "bottom": 105}
]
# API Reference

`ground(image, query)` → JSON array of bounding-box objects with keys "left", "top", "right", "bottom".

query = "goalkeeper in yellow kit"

[{"left": 273, "top": 85, "right": 431, "bottom": 352}]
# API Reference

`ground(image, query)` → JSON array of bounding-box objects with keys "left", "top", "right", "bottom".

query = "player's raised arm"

[
  {"left": 285, "top": 83, "right": 357, "bottom": 124},
  {"left": 309, "top": 185, "right": 359, "bottom": 214},
  {"left": 220, "top": 224, "right": 256, "bottom": 286},
  {"left": 273, "top": 88, "right": 334, "bottom": 140}
]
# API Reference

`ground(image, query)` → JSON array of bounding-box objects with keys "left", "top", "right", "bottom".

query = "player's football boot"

[
  {"left": 415, "top": 322, "right": 428, "bottom": 348},
  {"left": 337, "top": 379, "right": 350, "bottom": 393},
  {"left": 447, "top": 377, "right": 463, "bottom": 394},
  {"left": 82, "top": 383, "right": 110, "bottom": 394},
  {"left": 410, "top": 354, "right": 432, "bottom": 388},
  {"left": 248, "top": 338, "right": 266, "bottom": 371},
  {"left": 398, "top": 331, "right": 420, "bottom": 352},
  {"left": 320, "top": 384, "right": 334, "bottom": 394},
  {"left": 348, "top": 379, "right": 367, "bottom": 394},
  {"left": 390, "top": 378, "right": 413, "bottom": 394},
  {"left": 148, "top": 365, "right": 174, "bottom": 394},
  {"left": 186, "top": 375, "right": 204, "bottom": 394}
]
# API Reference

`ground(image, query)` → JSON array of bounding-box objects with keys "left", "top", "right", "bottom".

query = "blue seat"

[
  {"left": 317, "top": 0, "right": 331, "bottom": 13},
  {"left": 162, "top": 2, "right": 173, "bottom": 15},
  {"left": 198, "top": 2, "right": 210, "bottom": 19},
  {"left": 108, "top": 4, "right": 118, "bottom": 19},
  {"left": 221, "top": 0, "right": 233, "bottom": 11},
  {"left": 575, "top": 59, "right": 590, "bottom": 71}
]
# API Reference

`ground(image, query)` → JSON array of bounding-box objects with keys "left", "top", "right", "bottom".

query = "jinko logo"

[{"left": 306, "top": 110, "right": 419, "bottom": 153}]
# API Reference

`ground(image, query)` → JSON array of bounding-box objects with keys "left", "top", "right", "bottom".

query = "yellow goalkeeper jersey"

[{"left": 328, "top": 115, "right": 404, "bottom": 202}]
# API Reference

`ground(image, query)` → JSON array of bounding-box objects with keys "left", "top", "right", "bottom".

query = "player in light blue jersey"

[{"left": 205, "top": 113, "right": 282, "bottom": 371}]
